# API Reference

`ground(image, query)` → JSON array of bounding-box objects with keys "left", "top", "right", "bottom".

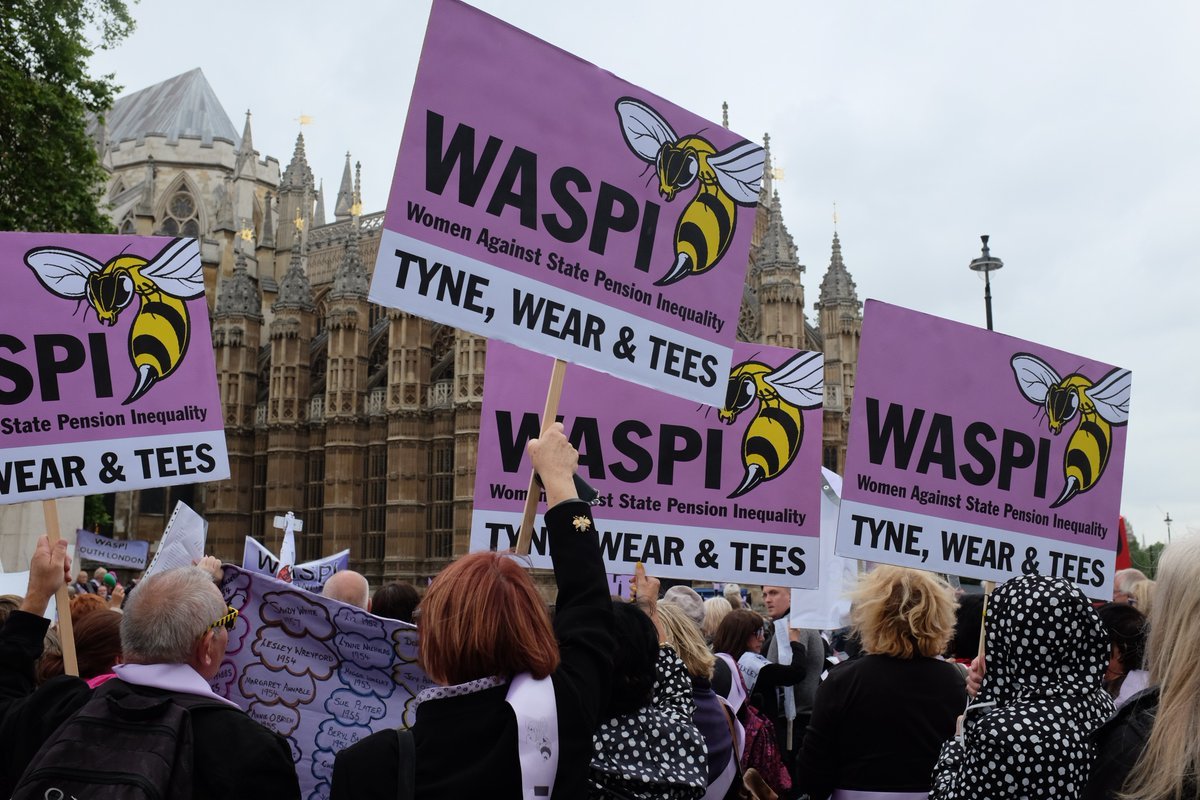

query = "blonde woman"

[
  {"left": 659, "top": 603, "right": 740, "bottom": 800},
  {"left": 703, "top": 596, "right": 733, "bottom": 643},
  {"left": 1125, "top": 577, "right": 1156, "bottom": 619},
  {"left": 796, "top": 566, "right": 965, "bottom": 800},
  {"left": 1083, "top": 536, "right": 1200, "bottom": 800}
]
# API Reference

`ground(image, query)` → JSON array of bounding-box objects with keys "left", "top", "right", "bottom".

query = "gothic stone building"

[{"left": 96, "top": 70, "right": 861, "bottom": 586}]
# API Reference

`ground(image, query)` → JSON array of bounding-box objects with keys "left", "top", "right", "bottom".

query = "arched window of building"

[
  {"left": 157, "top": 182, "right": 201, "bottom": 238},
  {"left": 314, "top": 291, "right": 328, "bottom": 336},
  {"left": 368, "top": 301, "right": 386, "bottom": 330},
  {"left": 426, "top": 438, "right": 454, "bottom": 559}
]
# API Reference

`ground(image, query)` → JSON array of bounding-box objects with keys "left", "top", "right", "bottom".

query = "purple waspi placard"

[
  {"left": 836, "top": 301, "right": 1132, "bottom": 600},
  {"left": 369, "top": 0, "right": 763, "bottom": 407},
  {"left": 0, "top": 232, "right": 229, "bottom": 503},
  {"left": 471, "top": 341, "right": 823, "bottom": 588}
]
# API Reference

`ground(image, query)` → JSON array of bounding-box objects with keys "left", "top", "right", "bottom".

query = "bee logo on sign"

[
  {"left": 24, "top": 238, "right": 204, "bottom": 405},
  {"left": 1010, "top": 353, "right": 1132, "bottom": 507},
  {"left": 719, "top": 351, "right": 822, "bottom": 498},
  {"left": 616, "top": 98, "right": 764, "bottom": 287}
]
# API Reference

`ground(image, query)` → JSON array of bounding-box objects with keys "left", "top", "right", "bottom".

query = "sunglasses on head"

[{"left": 208, "top": 606, "right": 239, "bottom": 632}]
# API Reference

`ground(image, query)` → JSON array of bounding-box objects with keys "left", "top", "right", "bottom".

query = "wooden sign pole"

[
  {"left": 515, "top": 359, "right": 568, "bottom": 555},
  {"left": 977, "top": 580, "right": 995, "bottom": 659},
  {"left": 42, "top": 499, "right": 79, "bottom": 677}
]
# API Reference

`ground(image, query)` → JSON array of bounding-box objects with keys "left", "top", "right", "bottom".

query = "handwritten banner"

[
  {"left": 471, "top": 340, "right": 823, "bottom": 588},
  {"left": 241, "top": 537, "right": 350, "bottom": 593},
  {"left": 836, "top": 301, "right": 1132, "bottom": 599},
  {"left": 0, "top": 233, "right": 229, "bottom": 504},
  {"left": 369, "top": 0, "right": 763, "bottom": 406},
  {"left": 213, "top": 566, "right": 433, "bottom": 800},
  {"left": 75, "top": 529, "right": 150, "bottom": 570}
]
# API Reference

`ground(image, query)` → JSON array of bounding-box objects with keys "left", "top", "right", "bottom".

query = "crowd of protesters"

[{"left": 0, "top": 427, "right": 1192, "bottom": 798}]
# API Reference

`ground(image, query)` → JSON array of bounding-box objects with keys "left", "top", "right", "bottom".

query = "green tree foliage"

[
  {"left": 83, "top": 493, "right": 113, "bottom": 532},
  {"left": 0, "top": 0, "right": 135, "bottom": 232},
  {"left": 1124, "top": 518, "right": 1164, "bottom": 579}
]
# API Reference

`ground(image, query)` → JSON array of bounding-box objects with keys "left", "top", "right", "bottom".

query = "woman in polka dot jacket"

[
  {"left": 587, "top": 601, "right": 708, "bottom": 799},
  {"left": 929, "top": 574, "right": 1114, "bottom": 800}
]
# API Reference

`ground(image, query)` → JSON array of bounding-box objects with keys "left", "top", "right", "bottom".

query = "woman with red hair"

[{"left": 332, "top": 424, "right": 615, "bottom": 799}]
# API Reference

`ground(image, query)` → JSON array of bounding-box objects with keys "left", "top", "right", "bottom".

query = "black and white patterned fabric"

[
  {"left": 414, "top": 674, "right": 505, "bottom": 706},
  {"left": 587, "top": 645, "right": 708, "bottom": 800},
  {"left": 929, "top": 574, "right": 1115, "bottom": 799}
]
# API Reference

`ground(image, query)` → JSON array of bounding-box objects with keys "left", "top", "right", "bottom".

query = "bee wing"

[
  {"left": 1010, "top": 353, "right": 1061, "bottom": 404},
  {"left": 24, "top": 247, "right": 102, "bottom": 299},
  {"left": 764, "top": 351, "right": 823, "bottom": 409},
  {"left": 708, "top": 141, "right": 765, "bottom": 205},
  {"left": 616, "top": 97, "right": 677, "bottom": 163},
  {"left": 1085, "top": 368, "right": 1132, "bottom": 425},
  {"left": 138, "top": 238, "right": 205, "bottom": 298}
]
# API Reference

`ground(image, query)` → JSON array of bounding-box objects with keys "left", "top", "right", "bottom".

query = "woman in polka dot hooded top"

[{"left": 929, "top": 574, "right": 1114, "bottom": 799}]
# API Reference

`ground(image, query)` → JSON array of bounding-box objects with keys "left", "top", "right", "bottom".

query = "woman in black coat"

[{"left": 331, "top": 424, "right": 615, "bottom": 799}]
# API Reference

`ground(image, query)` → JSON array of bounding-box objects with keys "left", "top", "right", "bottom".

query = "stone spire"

[
  {"left": 333, "top": 153, "right": 354, "bottom": 220},
  {"left": 314, "top": 180, "right": 327, "bottom": 227},
  {"left": 330, "top": 161, "right": 369, "bottom": 299},
  {"left": 276, "top": 134, "right": 313, "bottom": 253},
  {"left": 279, "top": 132, "right": 314, "bottom": 192},
  {"left": 757, "top": 191, "right": 798, "bottom": 270},
  {"left": 760, "top": 133, "right": 773, "bottom": 200},
  {"left": 819, "top": 231, "right": 859, "bottom": 305},
  {"left": 274, "top": 187, "right": 314, "bottom": 311},
  {"left": 235, "top": 110, "right": 257, "bottom": 177},
  {"left": 722, "top": 101, "right": 729, "bottom": 128},
  {"left": 215, "top": 248, "right": 262, "bottom": 319},
  {"left": 273, "top": 246, "right": 314, "bottom": 311}
]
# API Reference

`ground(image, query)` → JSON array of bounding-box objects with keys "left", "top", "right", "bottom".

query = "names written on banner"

[
  {"left": 213, "top": 567, "right": 434, "bottom": 800},
  {"left": 369, "top": 0, "right": 762, "bottom": 406},
  {"left": 0, "top": 233, "right": 229, "bottom": 504},
  {"left": 471, "top": 341, "right": 823, "bottom": 588},
  {"left": 836, "top": 302, "right": 1132, "bottom": 599}
]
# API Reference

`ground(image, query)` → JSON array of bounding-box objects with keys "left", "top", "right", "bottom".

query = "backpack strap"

[{"left": 395, "top": 728, "right": 415, "bottom": 800}]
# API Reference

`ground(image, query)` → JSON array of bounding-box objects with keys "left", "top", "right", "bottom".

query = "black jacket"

[
  {"left": 0, "top": 609, "right": 299, "bottom": 799},
  {"left": 1081, "top": 687, "right": 1157, "bottom": 800},
  {"left": 331, "top": 500, "right": 615, "bottom": 800},
  {"left": 796, "top": 654, "right": 965, "bottom": 799}
]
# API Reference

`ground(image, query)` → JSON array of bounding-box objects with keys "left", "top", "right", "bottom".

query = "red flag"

[{"left": 1116, "top": 516, "right": 1132, "bottom": 571}]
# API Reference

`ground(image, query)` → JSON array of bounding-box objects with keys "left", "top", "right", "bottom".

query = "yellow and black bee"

[
  {"left": 616, "top": 98, "right": 764, "bottom": 287},
  {"left": 25, "top": 238, "right": 204, "bottom": 404},
  {"left": 719, "top": 351, "right": 823, "bottom": 498},
  {"left": 1011, "top": 353, "right": 1132, "bottom": 508}
]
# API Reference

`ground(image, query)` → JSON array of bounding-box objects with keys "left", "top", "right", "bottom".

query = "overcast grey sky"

[{"left": 90, "top": 0, "right": 1200, "bottom": 545}]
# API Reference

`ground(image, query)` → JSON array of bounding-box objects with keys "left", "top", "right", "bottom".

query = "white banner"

[
  {"left": 836, "top": 497, "right": 1113, "bottom": 601},
  {"left": 0, "top": 431, "right": 229, "bottom": 504},
  {"left": 242, "top": 537, "right": 350, "bottom": 593},
  {"left": 373, "top": 231, "right": 733, "bottom": 406}
]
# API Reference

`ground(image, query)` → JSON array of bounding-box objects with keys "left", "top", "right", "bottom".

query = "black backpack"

[{"left": 12, "top": 679, "right": 226, "bottom": 800}]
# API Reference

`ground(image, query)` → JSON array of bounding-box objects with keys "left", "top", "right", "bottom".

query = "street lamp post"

[{"left": 968, "top": 235, "right": 1004, "bottom": 331}]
